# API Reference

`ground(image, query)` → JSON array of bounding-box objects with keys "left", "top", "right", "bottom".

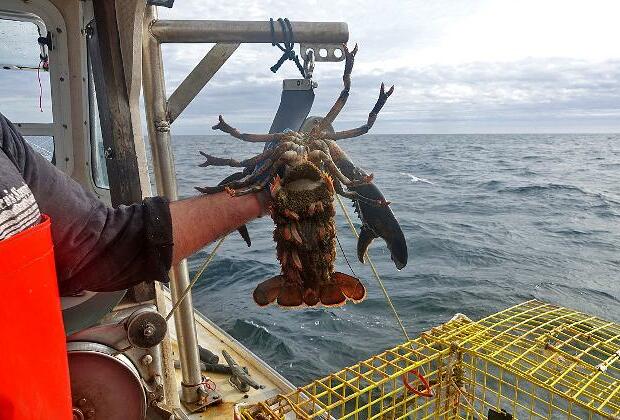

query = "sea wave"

[
  {"left": 498, "top": 183, "right": 588, "bottom": 195},
  {"left": 399, "top": 172, "right": 434, "bottom": 185},
  {"left": 175, "top": 133, "right": 620, "bottom": 386}
]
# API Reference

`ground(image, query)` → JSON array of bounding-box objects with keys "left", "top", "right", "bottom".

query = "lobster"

[{"left": 196, "top": 44, "right": 407, "bottom": 307}]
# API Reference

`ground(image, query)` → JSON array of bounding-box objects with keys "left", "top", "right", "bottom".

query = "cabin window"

[{"left": 0, "top": 15, "right": 54, "bottom": 158}]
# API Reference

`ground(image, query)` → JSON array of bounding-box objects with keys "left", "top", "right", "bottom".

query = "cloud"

[
  {"left": 153, "top": 0, "right": 620, "bottom": 133},
  {"left": 1, "top": 0, "right": 619, "bottom": 133},
  {"left": 163, "top": 54, "right": 620, "bottom": 133}
]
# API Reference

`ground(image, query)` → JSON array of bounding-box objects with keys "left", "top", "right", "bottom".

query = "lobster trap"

[{"left": 238, "top": 300, "right": 620, "bottom": 419}]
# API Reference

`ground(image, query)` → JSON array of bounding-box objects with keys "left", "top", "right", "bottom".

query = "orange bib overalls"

[{"left": 0, "top": 215, "right": 72, "bottom": 419}]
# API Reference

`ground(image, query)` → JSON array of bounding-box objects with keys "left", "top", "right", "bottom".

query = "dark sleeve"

[{"left": 0, "top": 113, "right": 172, "bottom": 295}]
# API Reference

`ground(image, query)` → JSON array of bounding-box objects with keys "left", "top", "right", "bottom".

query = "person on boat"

[{"left": 0, "top": 112, "right": 270, "bottom": 294}]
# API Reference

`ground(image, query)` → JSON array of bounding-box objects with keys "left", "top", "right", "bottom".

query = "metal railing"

[{"left": 141, "top": 5, "right": 349, "bottom": 409}]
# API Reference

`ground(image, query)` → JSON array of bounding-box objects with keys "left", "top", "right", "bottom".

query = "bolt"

[
  {"left": 141, "top": 354, "right": 153, "bottom": 365},
  {"left": 85, "top": 409, "right": 95, "bottom": 419},
  {"left": 77, "top": 398, "right": 87, "bottom": 407},
  {"left": 143, "top": 323, "right": 155, "bottom": 337}
]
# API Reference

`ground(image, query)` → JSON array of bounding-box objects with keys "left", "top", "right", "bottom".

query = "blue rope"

[{"left": 269, "top": 18, "right": 306, "bottom": 77}]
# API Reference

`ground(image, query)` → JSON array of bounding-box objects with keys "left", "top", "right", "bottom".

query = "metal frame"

[
  {"left": 150, "top": 20, "right": 348, "bottom": 44},
  {"left": 141, "top": 6, "right": 349, "bottom": 408},
  {"left": 166, "top": 42, "right": 240, "bottom": 124}
]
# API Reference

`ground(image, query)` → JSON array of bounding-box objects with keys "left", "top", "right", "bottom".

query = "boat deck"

[{"left": 163, "top": 293, "right": 295, "bottom": 419}]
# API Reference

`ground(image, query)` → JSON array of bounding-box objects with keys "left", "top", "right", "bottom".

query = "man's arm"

[
  {"left": 0, "top": 112, "right": 267, "bottom": 294},
  {"left": 170, "top": 192, "right": 265, "bottom": 264}
]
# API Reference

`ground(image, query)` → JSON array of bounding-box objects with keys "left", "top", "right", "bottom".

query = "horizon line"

[{"left": 168, "top": 132, "right": 620, "bottom": 136}]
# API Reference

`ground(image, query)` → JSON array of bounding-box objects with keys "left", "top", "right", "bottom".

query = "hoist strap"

[{"left": 268, "top": 88, "right": 315, "bottom": 135}]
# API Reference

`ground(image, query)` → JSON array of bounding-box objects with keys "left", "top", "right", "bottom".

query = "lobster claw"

[
  {"left": 349, "top": 182, "right": 408, "bottom": 270},
  {"left": 328, "top": 141, "right": 408, "bottom": 270}
]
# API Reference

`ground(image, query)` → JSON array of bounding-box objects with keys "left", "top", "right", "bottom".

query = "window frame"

[{"left": 1, "top": 0, "right": 73, "bottom": 175}]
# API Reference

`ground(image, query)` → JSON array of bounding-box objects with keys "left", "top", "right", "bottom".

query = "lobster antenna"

[{"left": 335, "top": 233, "right": 358, "bottom": 278}]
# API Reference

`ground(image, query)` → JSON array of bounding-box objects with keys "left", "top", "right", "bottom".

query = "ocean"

[{"left": 172, "top": 133, "right": 620, "bottom": 386}]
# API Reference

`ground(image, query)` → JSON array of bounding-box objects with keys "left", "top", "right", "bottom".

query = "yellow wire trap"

[{"left": 238, "top": 300, "right": 620, "bottom": 419}]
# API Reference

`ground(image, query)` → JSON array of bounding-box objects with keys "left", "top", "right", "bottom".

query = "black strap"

[
  {"left": 37, "top": 31, "right": 51, "bottom": 63},
  {"left": 269, "top": 18, "right": 305, "bottom": 77}
]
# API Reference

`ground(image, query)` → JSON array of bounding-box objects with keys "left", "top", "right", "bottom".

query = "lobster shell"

[{"left": 253, "top": 162, "right": 366, "bottom": 307}]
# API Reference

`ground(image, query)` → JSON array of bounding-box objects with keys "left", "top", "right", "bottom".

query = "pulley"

[{"left": 125, "top": 307, "right": 167, "bottom": 349}]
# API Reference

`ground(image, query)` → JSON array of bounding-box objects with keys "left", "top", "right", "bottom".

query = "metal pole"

[
  {"left": 151, "top": 20, "right": 348, "bottom": 44},
  {"left": 167, "top": 42, "right": 240, "bottom": 124},
  {"left": 142, "top": 5, "right": 204, "bottom": 405}
]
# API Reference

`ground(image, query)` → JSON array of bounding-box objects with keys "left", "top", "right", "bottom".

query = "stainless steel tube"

[
  {"left": 151, "top": 20, "right": 348, "bottom": 44},
  {"left": 167, "top": 43, "right": 240, "bottom": 124},
  {"left": 142, "top": 6, "right": 204, "bottom": 404}
]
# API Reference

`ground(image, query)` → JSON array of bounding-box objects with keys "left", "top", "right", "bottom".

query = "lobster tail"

[
  {"left": 321, "top": 272, "right": 366, "bottom": 306},
  {"left": 333, "top": 272, "right": 366, "bottom": 302},
  {"left": 253, "top": 272, "right": 366, "bottom": 308},
  {"left": 253, "top": 275, "right": 304, "bottom": 307},
  {"left": 252, "top": 275, "right": 285, "bottom": 306}
]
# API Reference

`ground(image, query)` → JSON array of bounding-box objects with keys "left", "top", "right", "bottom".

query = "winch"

[{"left": 66, "top": 304, "right": 169, "bottom": 420}]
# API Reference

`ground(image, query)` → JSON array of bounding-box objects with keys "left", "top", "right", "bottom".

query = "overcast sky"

[
  {"left": 2, "top": 0, "right": 620, "bottom": 133},
  {"left": 159, "top": 0, "right": 620, "bottom": 134}
]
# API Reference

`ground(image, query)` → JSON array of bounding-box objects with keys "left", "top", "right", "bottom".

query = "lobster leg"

[
  {"left": 325, "top": 83, "right": 394, "bottom": 141},
  {"left": 227, "top": 152, "right": 298, "bottom": 197},
  {"left": 195, "top": 145, "right": 300, "bottom": 194},
  {"left": 309, "top": 149, "right": 373, "bottom": 188},
  {"left": 227, "top": 176, "right": 272, "bottom": 196},
  {"left": 212, "top": 115, "right": 286, "bottom": 143},
  {"left": 333, "top": 178, "right": 389, "bottom": 207},
  {"left": 198, "top": 141, "right": 298, "bottom": 169},
  {"left": 195, "top": 170, "right": 264, "bottom": 194},
  {"left": 308, "top": 150, "right": 352, "bottom": 185},
  {"left": 199, "top": 149, "right": 273, "bottom": 168},
  {"left": 320, "top": 43, "right": 358, "bottom": 129}
]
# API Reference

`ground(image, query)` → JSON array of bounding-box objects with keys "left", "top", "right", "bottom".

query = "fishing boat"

[{"left": 1, "top": 0, "right": 618, "bottom": 419}]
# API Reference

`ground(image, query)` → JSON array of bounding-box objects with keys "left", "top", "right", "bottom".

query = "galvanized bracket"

[
  {"left": 300, "top": 43, "right": 345, "bottom": 62},
  {"left": 283, "top": 78, "right": 317, "bottom": 91},
  {"left": 180, "top": 380, "right": 222, "bottom": 413}
]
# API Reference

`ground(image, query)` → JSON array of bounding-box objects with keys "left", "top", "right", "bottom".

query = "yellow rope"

[
  {"left": 335, "top": 195, "right": 410, "bottom": 342},
  {"left": 166, "top": 235, "right": 227, "bottom": 321}
]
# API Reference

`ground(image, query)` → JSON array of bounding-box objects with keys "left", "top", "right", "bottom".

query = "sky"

[{"left": 1, "top": 0, "right": 620, "bottom": 133}]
